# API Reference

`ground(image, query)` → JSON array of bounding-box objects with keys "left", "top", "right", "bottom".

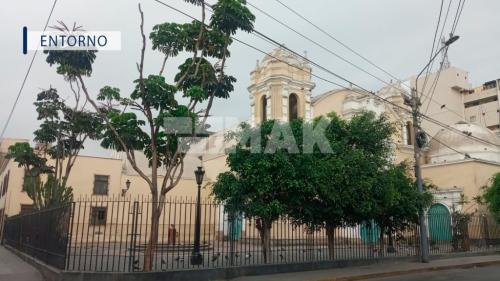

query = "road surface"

[
  {"left": 0, "top": 246, "right": 43, "bottom": 281},
  {"left": 368, "top": 265, "right": 500, "bottom": 281}
]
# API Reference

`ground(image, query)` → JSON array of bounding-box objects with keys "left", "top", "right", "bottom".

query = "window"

[
  {"left": 1, "top": 171, "right": 10, "bottom": 197},
  {"left": 261, "top": 96, "right": 267, "bottom": 121},
  {"left": 20, "top": 204, "right": 34, "bottom": 214},
  {"left": 405, "top": 121, "right": 413, "bottom": 145},
  {"left": 469, "top": 115, "right": 477, "bottom": 122},
  {"left": 93, "top": 175, "right": 109, "bottom": 195},
  {"left": 90, "top": 207, "right": 107, "bottom": 225},
  {"left": 289, "top": 93, "right": 298, "bottom": 121}
]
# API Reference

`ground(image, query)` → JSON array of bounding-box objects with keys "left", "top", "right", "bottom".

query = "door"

[{"left": 428, "top": 204, "right": 452, "bottom": 241}]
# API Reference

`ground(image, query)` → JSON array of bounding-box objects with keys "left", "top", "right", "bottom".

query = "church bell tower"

[{"left": 247, "top": 47, "right": 315, "bottom": 126}]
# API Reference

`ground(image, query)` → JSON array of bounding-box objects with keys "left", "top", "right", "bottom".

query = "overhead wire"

[
  {"left": 0, "top": 0, "right": 59, "bottom": 139},
  {"left": 271, "top": 0, "right": 400, "bottom": 83},
  {"left": 255, "top": 0, "right": 473, "bottom": 133},
  {"left": 420, "top": 0, "right": 445, "bottom": 96},
  {"left": 151, "top": 0, "right": 500, "bottom": 148},
  {"left": 423, "top": 0, "right": 466, "bottom": 115}
]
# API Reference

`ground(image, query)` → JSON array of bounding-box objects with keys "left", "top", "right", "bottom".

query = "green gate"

[
  {"left": 360, "top": 220, "right": 380, "bottom": 244},
  {"left": 428, "top": 204, "right": 452, "bottom": 241}
]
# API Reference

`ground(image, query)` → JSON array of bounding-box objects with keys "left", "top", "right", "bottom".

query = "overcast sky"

[{"left": 1, "top": 0, "right": 499, "bottom": 157}]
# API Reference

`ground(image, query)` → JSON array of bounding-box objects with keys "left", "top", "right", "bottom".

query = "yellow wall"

[
  {"left": 312, "top": 90, "right": 347, "bottom": 118},
  {"left": 422, "top": 160, "right": 500, "bottom": 212}
]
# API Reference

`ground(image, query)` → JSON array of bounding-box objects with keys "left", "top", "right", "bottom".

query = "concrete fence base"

[{"left": 6, "top": 245, "right": 500, "bottom": 281}]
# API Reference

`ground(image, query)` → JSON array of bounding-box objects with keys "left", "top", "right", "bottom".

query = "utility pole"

[
  {"left": 410, "top": 86, "right": 429, "bottom": 263},
  {"left": 411, "top": 34, "right": 459, "bottom": 263}
]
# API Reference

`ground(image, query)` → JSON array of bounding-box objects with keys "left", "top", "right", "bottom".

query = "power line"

[
  {"left": 251, "top": 0, "right": 469, "bottom": 129},
  {"left": 423, "top": 0, "right": 466, "bottom": 115},
  {"left": 420, "top": 0, "right": 444, "bottom": 96},
  {"left": 151, "top": 0, "right": 500, "bottom": 148},
  {"left": 0, "top": 0, "right": 59, "bottom": 140},
  {"left": 451, "top": 0, "right": 466, "bottom": 34},
  {"left": 422, "top": 130, "right": 476, "bottom": 161},
  {"left": 271, "top": 0, "right": 400, "bottom": 83},
  {"left": 245, "top": 0, "right": 394, "bottom": 89}
]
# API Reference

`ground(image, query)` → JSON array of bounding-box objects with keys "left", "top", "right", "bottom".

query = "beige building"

[{"left": 464, "top": 78, "right": 500, "bottom": 133}]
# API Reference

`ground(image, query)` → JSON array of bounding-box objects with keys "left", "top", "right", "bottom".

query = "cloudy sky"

[{"left": 1, "top": 0, "right": 498, "bottom": 157}]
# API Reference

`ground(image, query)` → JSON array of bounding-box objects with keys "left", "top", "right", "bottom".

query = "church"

[{"left": 202, "top": 47, "right": 500, "bottom": 219}]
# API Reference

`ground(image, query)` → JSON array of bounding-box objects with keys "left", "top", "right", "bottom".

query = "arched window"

[
  {"left": 289, "top": 93, "right": 298, "bottom": 121},
  {"left": 261, "top": 96, "right": 267, "bottom": 121},
  {"left": 405, "top": 121, "right": 413, "bottom": 145}
]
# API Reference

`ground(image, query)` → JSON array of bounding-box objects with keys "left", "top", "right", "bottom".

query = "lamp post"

[
  {"left": 191, "top": 166, "right": 205, "bottom": 265},
  {"left": 411, "top": 35, "right": 459, "bottom": 263}
]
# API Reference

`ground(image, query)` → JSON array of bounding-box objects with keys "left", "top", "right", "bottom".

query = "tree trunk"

[
  {"left": 387, "top": 228, "right": 396, "bottom": 253},
  {"left": 257, "top": 219, "right": 272, "bottom": 263},
  {"left": 143, "top": 202, "right": 161, "bottom": 271},
  {"left": 325, "top": 223, "right": 336, "bottom": 260},
  {"left": 379, "top": 226, "right": 385, "bottom": 257}
]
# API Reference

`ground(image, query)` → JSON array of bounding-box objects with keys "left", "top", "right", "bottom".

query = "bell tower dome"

[{"left": 248, "top": 47, "right": 315, "bottom": 125}]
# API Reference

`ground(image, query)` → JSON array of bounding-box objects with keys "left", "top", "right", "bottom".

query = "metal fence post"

[
  {"left": 229, "top": 213, "right": 235, "bottom": 266},
  {"left": 128, "top": 201, "right": 139, "bottom": 272},
  {"left": 65, "top": 202, "right": 76, "bottom": 270}
]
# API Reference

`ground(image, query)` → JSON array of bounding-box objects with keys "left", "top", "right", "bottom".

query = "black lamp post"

[{"left": 191, "top": 166, "right": 205, "bottom": 265}]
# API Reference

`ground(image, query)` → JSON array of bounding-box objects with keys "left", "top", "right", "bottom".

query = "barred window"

[
  {"left": 90, "top": 207, "right": 107, "bottom": 225},
  {"left": 93, "top": 175, "right": 109, "bottom": 195}
]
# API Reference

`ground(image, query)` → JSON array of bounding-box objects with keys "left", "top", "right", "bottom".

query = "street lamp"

[
  {"left": 191, "top": 166, "right": 205, "bottom": 265},
  {"left": 411, "top": 34, "right": 459, "bottom": 263},
  {"left": 121, "top": 179, "right": 131, "bottom": 197}
]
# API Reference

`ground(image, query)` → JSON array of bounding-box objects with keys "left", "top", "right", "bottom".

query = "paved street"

[
  {"left": 0, "top": 246, "right": 43, "bottom": 281},
  {"left": 228, "top": 255, "right": 500, "bottom": 281},
  {"left": 368, "top": 265, "right": 500, "bottom": 281}
]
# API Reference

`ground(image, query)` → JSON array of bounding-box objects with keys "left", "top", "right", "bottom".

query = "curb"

[{"left": 319, "top": 260, "right": 500, "bottom": 281}]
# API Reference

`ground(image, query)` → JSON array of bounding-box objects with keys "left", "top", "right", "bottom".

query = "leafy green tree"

[
  {"left": 43, "top": 1, "right": 254, "bottom": 271},
  {"left": 6, "top": 142, "right": 52, "bottom": 177},
  {"left": 483, "top": 173, "right": 500, "bottom": 222},
  {"left": 6, "top": 142, "right": 73, "bottom": 210},
  {"left": 371, "top": 162, "right": 433, "bottom": 254},
  {"left": 212, "top": 120, "right": 307, "bottom": 263},
  {"left": 288, "top": 112, "right": 396, "bottom": 259},
  {"left": 33, "top": 88, "right": 103, "bottom": 188}
]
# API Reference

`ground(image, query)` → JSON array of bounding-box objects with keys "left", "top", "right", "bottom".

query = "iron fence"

[
  {"left": 4, "top": 196, "right": 500, "bottom": 272},
  {"left": 3, "top": 204, "right": 71, "bottom": 269}
]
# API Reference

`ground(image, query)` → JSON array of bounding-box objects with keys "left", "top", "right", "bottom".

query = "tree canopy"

[{"left": 483, "top": 173, "right": 500, "bottom": 223}]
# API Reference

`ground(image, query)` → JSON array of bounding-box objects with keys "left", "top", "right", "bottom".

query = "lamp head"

[
  {"left": 195, "top": 166, "right": 205, "bottom": 185},
  {"left": 445, "top": 35, "right": 459, "bottom": 46}
]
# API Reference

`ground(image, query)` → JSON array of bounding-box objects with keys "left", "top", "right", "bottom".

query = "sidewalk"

[
  {"left": 228, "top": 254, "right": 500, "bottom": 281},
  {"left": 0, "top": 246, "right": 43, "bottom": 281}
]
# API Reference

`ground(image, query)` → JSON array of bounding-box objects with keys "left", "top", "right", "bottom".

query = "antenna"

[{"left": 441, "top": 36, "right": 451, "bottom": 69}]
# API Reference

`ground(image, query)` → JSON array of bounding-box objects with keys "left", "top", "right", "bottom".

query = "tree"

[
  {"left": 483, "top": 173, "right": 500, "bottom": 223},
  {"left": 33, "top": 88, "right": 103, "bottom": 188},
  {"left": 370, "top": 162, "right": 433, "bottom": 255},
  {"left": 212, "top": 120, "right": 307, "bottom": 263},
  {"left": 43, "top": 1, "right": 254, "bottom": 271},
  {"left": 23, "top": 174, "right": 74, "bottom": 210},
  {"left": 6, "top": 142, "right": 73, "bottom": 210},
  {"left": 288, "top": 111, "right": 397, "bottom": 260},
  {"left": 6, "top": 142, "right": 51, "bottom": 177}
]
